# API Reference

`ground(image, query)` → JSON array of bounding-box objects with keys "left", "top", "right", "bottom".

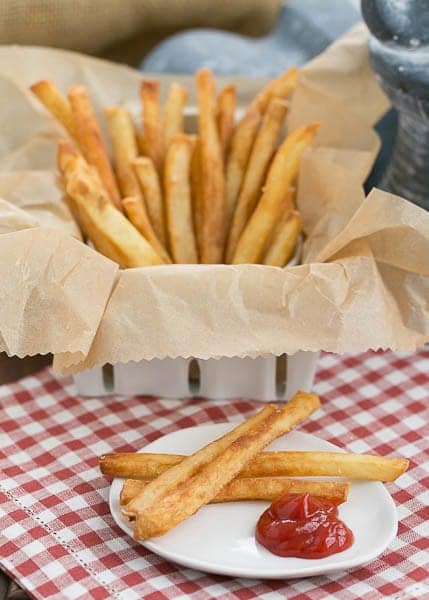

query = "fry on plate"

[
  {"left": 163, "top": 82, "right": 188, "bottom": 153},
  {"left": 104, "top": 106, "right": 141, "bottom": 198},
  {"left": 101, "top": 450, "right": 408, "bottom": 483},
  {"left": 120, "top": 477, "right": 350, "bottom": 507},
  {"left": 133, "top": 157, "right": 166, "bottom": 245},
  {"left": 121, "top": 196, "right": 171, "bottom": 264},
  {"left": 131, "top": 392, "right": 320, "bottom": 539},
  {"left": 30, "top": 79, "right": 76, "bottom": 139},
  {"left": 196, "top": 68, "right": 225, "bottom": 263},
  {"left": 216, "top": 84, "right": 237, "bottom": 156},
  {"left": 226, "top": 98, "right": 288, "bottom": 262},
  {"left": 58, "top": 141, "right": 164, "bottom": 268},
  {"left": 262, "top": 209, "right": 302, "bottom": 267},
  {"left": 141, "top": 80, "right": 163, "bottom": 172},
  {"left": 224, "top": 110, "right": 260, "bottom": 232},
  {"left": 231, "top": 123, "right": 319, "bottom": 264},
  {"left": 164, "top": 134, "right": 198, "bottom": 263},
  {"left": 68, "top": 85, "right": 122, "bottom": 210},
  {"left": 125, "top": 404, "right": 276, "bottom": 517}
]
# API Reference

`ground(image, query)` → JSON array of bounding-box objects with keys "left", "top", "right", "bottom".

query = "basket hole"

[
  {"left": 102, "top": 364, "right": 114, "bottom": 392},
  {"left": 276, "top": 354, "right": 287, "bottom": 399},
  {"left": 188, "top": 359, "right": 201, "bottom": 395}
]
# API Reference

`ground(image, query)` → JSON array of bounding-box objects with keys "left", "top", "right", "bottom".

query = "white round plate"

[{"left": 109, "top": 424, "right": 397, "bottom": 579}]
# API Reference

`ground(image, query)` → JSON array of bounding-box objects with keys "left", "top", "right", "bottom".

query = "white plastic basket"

[{"left": 73, "top": 352, "right": 319, "bottom": 401}]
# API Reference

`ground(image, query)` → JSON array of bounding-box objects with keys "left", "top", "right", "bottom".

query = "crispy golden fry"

[
  {"left": 100, "top": 452, "right": 181, "bottom": 479},
  {"left": 121, "top": 196, "right": 171, "bottom": 264},
  {"left": 133, "top": 392, "right": 320, "bottom": 539},
  {"left": 164, "top": 134, "right": 198, "bottom": 263},
  {"left": 105, "top": 113, "right": 171, "bottom": 263},
  {"left": 216, "top": 84, "right": 237, "bottom": 156},
  {"left": 136, "top": 133, "right": 147, "bottom": 156},
  {"left": 104, "top": 106, "right": 141, "bottom": 200},
  {"left": 248, "top": 67, "right": 298, "bottom": 115},
  {"left": 232, "top": 123, "right": 318, "bottom": 264},
  {"left": 133, "top": 157, "right": 166, "bottom": 245},
  {"left": 63, "top": 193, "right": 89, "bottom": 239},
  {"left": 163, "top": 82, "right": 188, "bottom": 153},
  {"left": 125, "top": 404, "right": 276, "bottom": 518},
  {"left": 101, "top": 450, "right": 408, "bottom": 482},
  {"left": 58, "top": 148, "right": 109, "bottom": 251},
  {"left": 120, "top": 477, "right": 349, "bottom": 507},
  {"left": 262, "top": 210, "right": 302, "bottom": 267},
  {"left": 247, "top": 451, "right": 409, "bottom": 481},
  {"left": 190, "top": 138, "right": 203, "bottom": 255},
  {"left": 58, "top": 142, "right": 164, "bottom": 267},
  {"left": 226, "top": 99, "right": 288, "bottom": 262},
  {"left": 30, "top": 80, "right": 76, "bottom": 139},
  {"left": 196, "top": 69, "right": 225, "bottom": 263},
  {"left": 68, "top": 85, "right": 121, "bottom": 210},
  {"left": 224, "top": 110, "right": 260, "bottom": 232},
  {"left": 141, "top": 81, "right": 163, "bottom": 172}
]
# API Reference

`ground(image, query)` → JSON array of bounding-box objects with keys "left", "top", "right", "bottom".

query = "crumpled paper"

[
  {"left": 0, "top": 26, "right": 427, "bottom": 374},
  {"left": 0, "top": 227, "right": 118, "bottom": 358}
]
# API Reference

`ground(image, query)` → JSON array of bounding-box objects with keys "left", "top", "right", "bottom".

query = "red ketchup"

[{"left": 256, "top": 493, "right": 354, "bottom": 559}]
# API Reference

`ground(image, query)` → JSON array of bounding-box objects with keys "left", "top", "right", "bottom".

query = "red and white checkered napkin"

[{"left": 0, "top": 350, "right": 428, "bottom": 600}]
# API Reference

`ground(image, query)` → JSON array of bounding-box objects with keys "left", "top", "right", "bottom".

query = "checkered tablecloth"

[{"left": 0, "top": 350, "right": 428, "bottom": 600}]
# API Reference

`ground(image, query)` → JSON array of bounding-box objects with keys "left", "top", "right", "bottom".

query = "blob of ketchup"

[{"left": 256, "top": 493, "right": 354, "bottom": 559}]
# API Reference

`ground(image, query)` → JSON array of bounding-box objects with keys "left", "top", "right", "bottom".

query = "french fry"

[
  {"left": 216, "top": 84, "right": 237, "bottom": 156},
  {"left": 63, "top": 193, "right": 89, "bottom": 239},
  {"left": 262, "top": 210, "right": 302, "bottom": 267},
  {"left": 121, "top": 196, "right": 171, "bottom": 264},
  {"left": 101, "top": 450, "right": 408, "bottom": 482},
  {"left": 103, "top": 107, "right": 167, "bottom": 260},
  {"left": 164, "top": 134, "right": 198, "bottom": 263},
  {"left": 30, "top": 80, "right": 76, "bottom": 139},
  {"left": 246, "top": 451, "right": 409, "bottom": 481},
  {"left": 120, "top": 477, "right": 349, "bottom": 507},
  {"left": 125, "top": 404, "right": 276, "bottom": 517},
  {"left": 141, "top": 81, "right": 163, "bottom": 172},
  {"left": 190, "top": 138, "right": 203, "bottom": 254},
  {"left": 104, "top": 106, "right": 141, "bottom": 200},
  {"left": 58, "top": 142, "right": 164, "bottom": 268},
  {"left": 248, "top": 67, "right": 298, "bottom": 115},
  {"left": 226, "top": 99, "right": 288, "bottom": 262},
  {"left": 224, "top": 110, "right": 260, "bottom": 232},
  {"left": 232, "top": 123, "right": 318, "bottom": 264},
  {"left": 68, "top": 85, "right": 122, "bottom": 210},
  {"left": 163, "top": 82, "right": 188, "bottom": 152},
  {"left": 136, "top": 133, "right": 147, "bottom": 156},
  {"left": 196, "top": 69, "right": 225, "bottom": 263},
  {"left": 132, "top": 392, "right": 320, "bottom": 539},
  {"left": 133, "top": 157, "right": 166, "bottom": 245}
]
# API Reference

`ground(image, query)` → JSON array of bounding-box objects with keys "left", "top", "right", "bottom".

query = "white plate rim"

[{"left": 109, "top": 423, "right": 398, "bottom": 579}]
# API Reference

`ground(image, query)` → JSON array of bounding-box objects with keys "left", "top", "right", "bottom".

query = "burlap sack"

[{"left": 0, "top": 0, "right": 280, "bottom": 62}]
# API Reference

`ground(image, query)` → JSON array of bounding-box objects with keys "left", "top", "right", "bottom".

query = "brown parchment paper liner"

[
  {"left": 0, "top": 198, "right": 39, "bottom": 233},
  {"left": 0, "top": 26, "right": 427, "bottom": 371},
  {"left": 0, "top": 172, "right": 81, "bottom": 237},
  {"left": 0, "top": 228, "right": 118, "bottom": 358}
]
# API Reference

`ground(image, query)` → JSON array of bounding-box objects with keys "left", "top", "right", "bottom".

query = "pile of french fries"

[
  {"left": 99, "top": 391, "right": 408, "bottom": 541},
  {"left": 30, "top": 67, "right": 315, "bottom": 268}
]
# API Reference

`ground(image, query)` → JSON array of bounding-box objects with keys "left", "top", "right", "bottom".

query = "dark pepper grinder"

[{"left": 361, "top": 0, "right": 429, "bottom": 210}]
